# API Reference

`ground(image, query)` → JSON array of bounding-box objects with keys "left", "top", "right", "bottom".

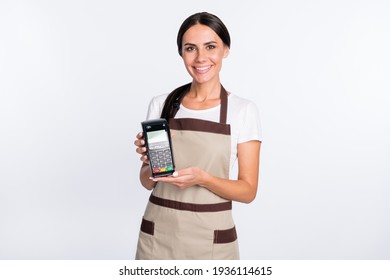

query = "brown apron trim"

[
  {"left": 219, "top": 85, "right": 228, "bottom": 124},
  {"left": 140, "top": 218, "right": 154, "bottom": 235},
  {"left": 150, "top": 194, "right": 232, "bottom": 212},
  {"left": 214, "top": 226, "right": 237, "bottom": 244},
  {"left": 169, "top": 118, "right": 231, "bottom": 135}
]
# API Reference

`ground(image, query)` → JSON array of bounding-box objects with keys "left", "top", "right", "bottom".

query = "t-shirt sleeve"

[
  {"left": 237, "top": 101, "right": 262, "bottom": 143},
  {"left": 145, "top": 94, "right": 167, "bottom": 120}
]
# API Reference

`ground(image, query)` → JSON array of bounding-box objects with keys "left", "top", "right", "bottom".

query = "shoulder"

[
  {"left": 227, "top": 93, "right": 262, "bottom": 142},
  {"left": 228, "top": 93, "right": 260, "bottom": 116},
  {"left": 146, "top": 93, "right": 170, "bottom": 120},
  {"left": 149, "top": 93, "right": 170, "bottom": 106}
]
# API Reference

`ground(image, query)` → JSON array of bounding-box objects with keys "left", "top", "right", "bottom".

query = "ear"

[{"left": 223, "top": 46, "right": 230, "bottom": 58}]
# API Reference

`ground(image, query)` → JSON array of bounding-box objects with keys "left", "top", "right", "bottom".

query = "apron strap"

[{"left": 219, "top": 85, "right": 228, "bottom": 124}]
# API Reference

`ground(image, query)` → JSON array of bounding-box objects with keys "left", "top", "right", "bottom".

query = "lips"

[{"left": 194, "top": 65, "right": 212, "bottom": 74}]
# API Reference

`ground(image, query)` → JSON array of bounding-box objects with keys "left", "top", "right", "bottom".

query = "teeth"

[{"left": 196, "top": 66, "right": 211, "bottom": 71}]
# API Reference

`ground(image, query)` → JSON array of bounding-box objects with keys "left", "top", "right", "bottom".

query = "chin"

[
  {"left": 190, "top": 73, "right": 216, "bottom": 84},
  {"left": 192, "top": 78, "right": 212, "bottom": 85}
]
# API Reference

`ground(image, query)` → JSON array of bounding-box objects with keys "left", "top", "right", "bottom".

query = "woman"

[{"left": 134, "top": 12, "right": 262, "bottom": 259}]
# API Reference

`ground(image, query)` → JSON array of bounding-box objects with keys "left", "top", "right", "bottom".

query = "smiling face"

[{"left": 181, "top": 24, "right": 229, "bottom": 85}]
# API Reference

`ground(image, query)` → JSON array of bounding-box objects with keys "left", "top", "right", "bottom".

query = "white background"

[{"left": 1, "top": 0, "right": 389, "bottom": 259}]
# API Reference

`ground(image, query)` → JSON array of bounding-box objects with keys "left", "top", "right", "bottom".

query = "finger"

[
  {"left": 134, "top": 138, "right": 145, "bottom": 147},
  {"left": 136, "top": 146, "right": 146, "bottom": 154},
  {"left": 140, "top": 154, "right": 149, "bottom": 163},
  {"left": 136, "top": 132, "right": 144, "bottom": 139}
]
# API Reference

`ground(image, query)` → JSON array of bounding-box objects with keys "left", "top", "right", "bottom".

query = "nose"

[{"left": 196, "top": 48, "right": 207, "bottom": 63}]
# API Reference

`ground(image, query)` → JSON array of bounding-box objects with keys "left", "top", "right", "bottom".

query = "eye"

[
  {"left": 185, "top": 46, "right": 196, "bottom": 52},
  {"left": 206, "top": 44, "right": 216, "bottom": 50}
]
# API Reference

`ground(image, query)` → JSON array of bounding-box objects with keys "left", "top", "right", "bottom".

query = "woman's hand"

[
  {"left": 134, "top": 131, "right": 156, "bottom": 190},
  {"left": 154, "top": 141, "right": 261, "bottom": 203},
  {"left": 151, "top": 167, "right": 208, "bottom": 190},
  {"left": 134, "top": 132, "right": 149, "bottom": 165},
  {"left": 134, "top": 131, "right": 174, "bottom": 165}
]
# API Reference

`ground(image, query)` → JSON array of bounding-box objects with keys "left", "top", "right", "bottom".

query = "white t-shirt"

[{"left": 145, "top": 93, "right": 262, "bottom": 178}]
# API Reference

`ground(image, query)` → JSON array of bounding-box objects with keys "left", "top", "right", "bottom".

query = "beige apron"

[{"left": 136, "top": 86, "right": 239, "bottom": 259}]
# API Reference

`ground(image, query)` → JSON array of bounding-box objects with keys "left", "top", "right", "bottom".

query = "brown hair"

[{"left": 161, "top": 12, "right": 231, "bottom": 120}]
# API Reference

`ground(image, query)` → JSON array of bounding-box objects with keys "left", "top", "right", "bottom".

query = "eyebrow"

[{"left": 183, "top": 41, "right": 218, "bottom": 47}]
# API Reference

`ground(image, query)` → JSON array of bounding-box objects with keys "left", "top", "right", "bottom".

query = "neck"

[{"left": 189, "top": 80, "right": 221, "bottom": 102}]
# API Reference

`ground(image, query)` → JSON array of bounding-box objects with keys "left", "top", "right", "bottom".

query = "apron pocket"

[
  {"left": 213, "top": 226, "right": 237, "bottom": 244},
  {"left": 140, "top": 217, "right": 154, "bottom": 236}
]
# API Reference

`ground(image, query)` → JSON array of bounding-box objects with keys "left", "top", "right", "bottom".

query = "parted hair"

[{"left": 160, "top": 12, "right": 231, "bottom": 120}]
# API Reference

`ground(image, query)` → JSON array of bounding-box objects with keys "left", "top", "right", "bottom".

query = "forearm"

[
  {"left": 152, "top": 141, "right": 261, "bottom": 202},
  {"left": 201, "top": 141, "right": 260, "bottom": 203},
  {"left": 200, "top": 172, "right": 258, "bottom": 204},
  {"left": 140, "top": 163, "right": 156, "bottom": 190}
]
